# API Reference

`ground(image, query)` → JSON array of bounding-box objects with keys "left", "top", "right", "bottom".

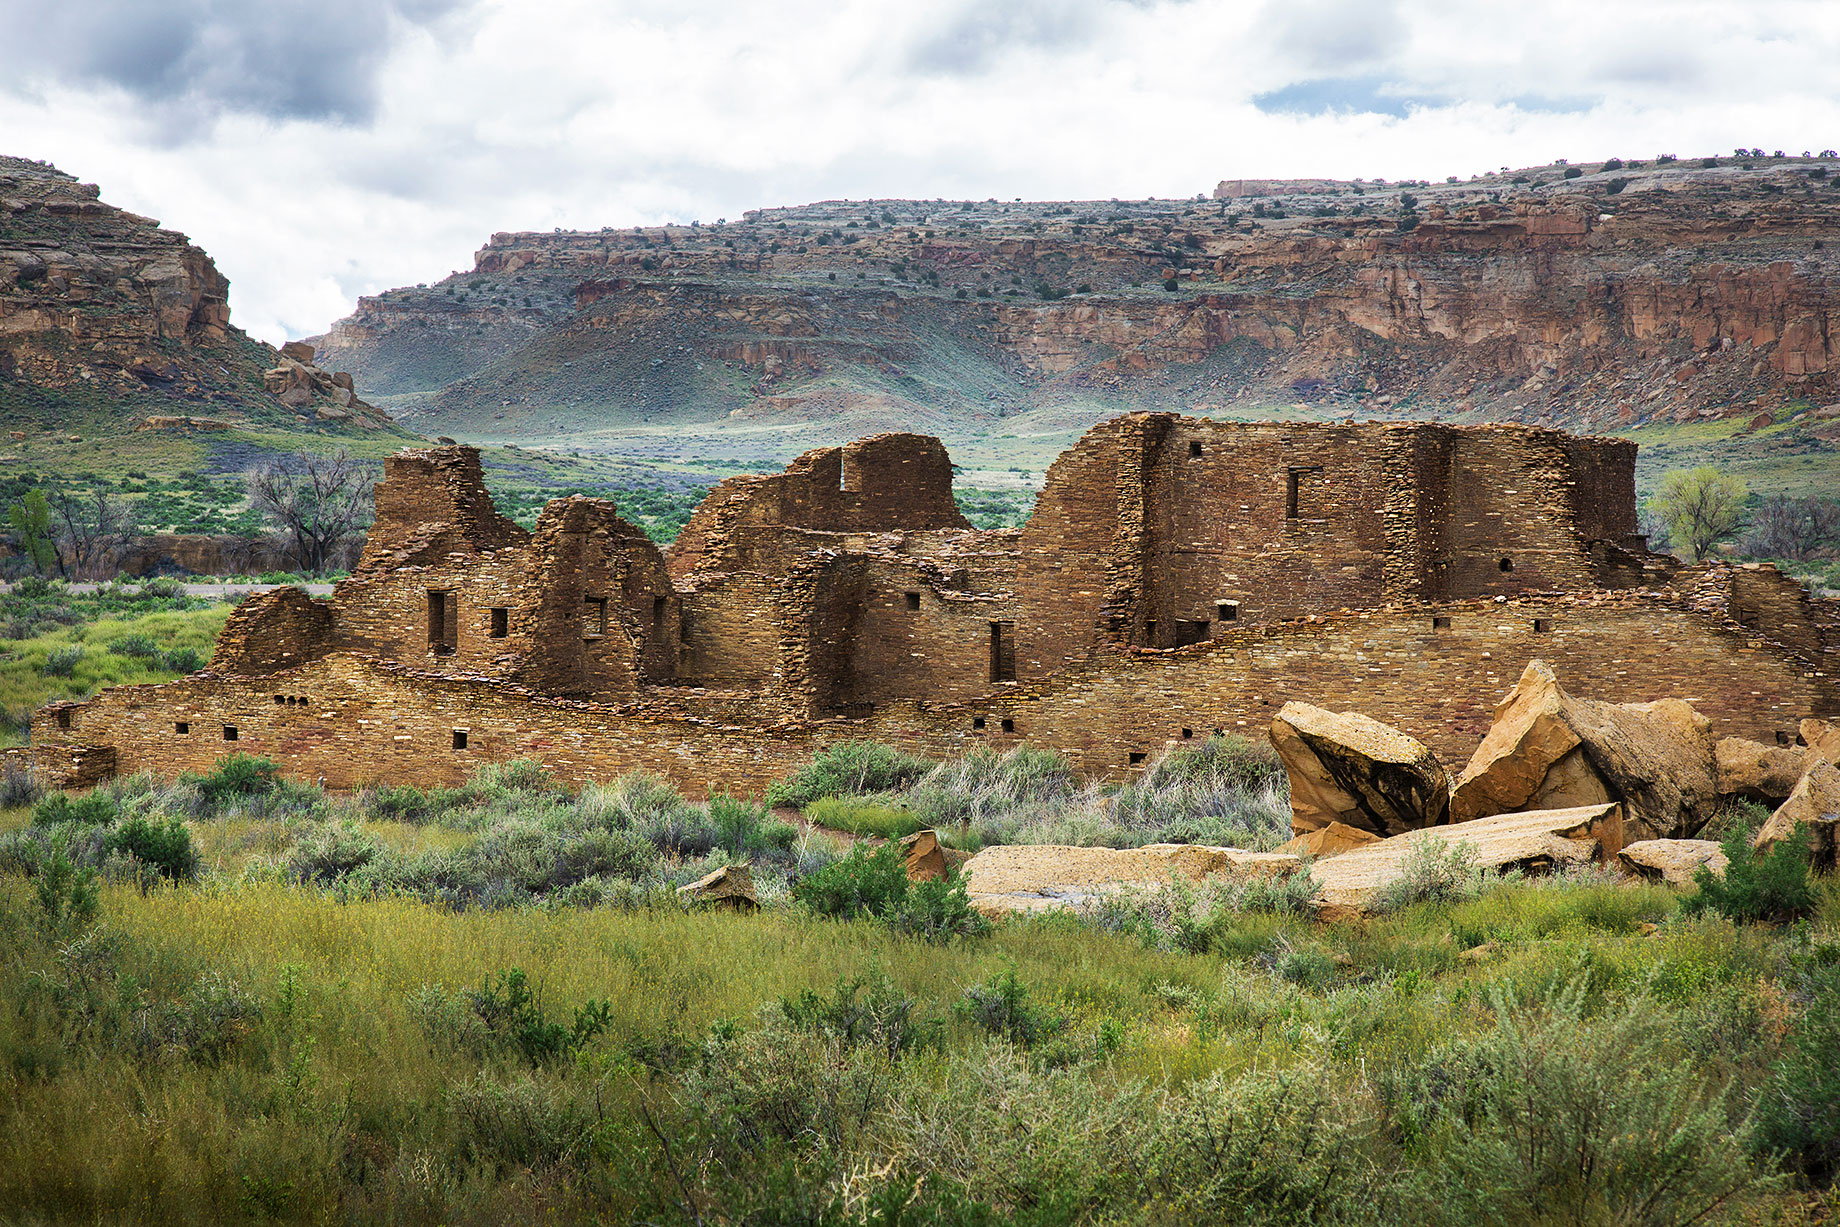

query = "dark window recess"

[
  {"left": 1432, "top": 616, "right": 1452, "bottom": 630},
  {"left": 489, "top": 607, "right": 509, "bottom": 638},
  {"left": 56, "top": 709, "right": 71, "bottom": 729},
  {"left": 275, "top": 694, "right": 286, "bottom": 705},
  {"left": 1129, "top": 751, "right": 1147, "bottom": 765},
  {"left": 1499, "top": 557, "right": 1514, "bottom": 572},
  {"left": 972, "top": 716, "right": 987, "bottom": 730},
  {"left": 175, "top": 722, "right": 190, "bottom": 735},
  {"left": 988, "top": 620, "right": 1016, "bottom": 682},
  {"left": 1188, "top": 440, "right": 1203, "bottom": 458},
  {"left": 652, "top": 596, "right": 667, "bottom": 636},
  {"left": 1182, "top": 728, "right": 1194, "bottom": 739},
  {"left": 905, "top": 591, "right": 921, "bottom": 611},
  {"left": 1776, "top": 730, "right": 1792, "bottom": 747},
  {"left": 223, "top": 725, "right": 238, "bottom": 742},
  {"left": 583, "top": 596, "right": 608, "bottom": 638},
  {"left": 1144, "top": 619, "right": 1157, "bottom": 644},
  {"left": 1285, "top": 465, "right": 1322, "bottom": 519},
  {"left": 1216, "top": 602, "right": 1239, "bottom": 622},
  {"left": 452, "top": 730, "right": 468, "bottom": 750},
  {"left": 1533, "top": 618, "right": 1552, "bottom": 633},
  {"left": 1212, "top": 727, "right": 1225, "bottom": 737},
  {"left": 427, "top": 590, "right": 457, "bottom": 654},
  {"left": 679, "top": 608, "right": 692, "bottom": 643},
  {"left": 1000, "top": 717, "right": 1015, "bottom": 733},
  {"left": 1174, "top": 619, "right": 1210, "bottom": 647}
]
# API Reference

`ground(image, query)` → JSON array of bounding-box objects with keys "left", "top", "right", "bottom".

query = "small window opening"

[
  {"left": 679, "top": 608, "right": 692, "bottom": 642},
  {"left": 1776, "top": 730, "right": 1792, "bottom": 747},
  {"left": 489, "top": 607, "right": 509, "bottom": 638},
  {"left": 1499, "top": 557, "right": 1514, "bottom": 572},
  {"left": 905, "top": 591, "right": 921, "bottom": 611},
  {"left": 452, "top": 730, "right": 468, "bottom": 750},
  {"left": 1174, "top": 619, "right": 1210, "bottom": 647},
  {"left": 1181, "top": 728, "right": 1193, "bottom": 739},
  {"left": 652, "top": 596, "right": 667, "bottom": 637},
  {"left": 223, "top": 725, "right": 238, "bottom": 742},
  {"left": 1216, "top": 601, "right": 1238, "bottom": 622},
  {"left": 972, "top": 716, "right": 987, "bottom": 730},
  {"left": 1533, "top": 618, "right": 1552, "bottom": 633},
  {"left": 1188, "top": 440, "right": 1203, "bottom": 458},
  {"left": 1143, "top": 619, "right": 1157, "bottom": 644},
  {"left": 1129, "top": 751, "right": 1147, "bottom": 765},
  {"left": 55, "top": 709, "right": 70, "bottom": 729},
  {"left": 299, "top": 697, "right": 309, "bottom": 708},
  {"left": 1432, "top": 616, "right": 1452, "bottom": 630},
  {"left": 1000, "top": 717, "right": 1015, "bottom": 733},
  {"left": 427, "top": 590, "right": 457, "bottom": 654},
  {"left": 583, "top": 596, "right": 608, "bottom": 639},
  {"left": 988, "top": 621, "right": 1015, "bottom": 682},
  {"left": 275, "top": 694, "right": 286, "bottom": 705},
  {"left": 175, "top": 721, "right": 190, "bottom": 735}
]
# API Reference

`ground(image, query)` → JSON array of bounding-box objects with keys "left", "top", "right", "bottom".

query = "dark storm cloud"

[
  {"left": 0, "top": 0, "right": 462, "bottom": 130},
  {"left": 907, "top": 0, "right": 1164, "bottom": 75}
]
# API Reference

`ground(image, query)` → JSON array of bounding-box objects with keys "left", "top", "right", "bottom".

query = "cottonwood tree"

[
  {"left": 246, "top": 449, "right": 374, "bottom": 575},
  {"left": 47, "top": 488, "right": 138, "bottom": 579},
  {"left": 1652, "top": 467, "right": 1749, "bottom": 562},
  {"left": 1744, "top": 494, "right": 1840, "bottom": 559},
  {"left": 4, "top": 490, "right": 57, "bottom": 574}
]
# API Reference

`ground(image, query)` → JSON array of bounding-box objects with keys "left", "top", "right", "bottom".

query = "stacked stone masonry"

[{"left": 33, "top": 414, "right": 1840, "bottom": 796}]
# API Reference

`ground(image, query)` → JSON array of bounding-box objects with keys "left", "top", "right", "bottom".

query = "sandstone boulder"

[
  {"left": 1751, "top": 760, "right": 1840, "bottom": 866},
  {"left": 1618, "top": 839, "right": 1728, "bottom": 887},
  {"left": 1269, "top": 701, "right": 1449, "bottom": 837},
  {"left": 1310, "top": 803, "right": 1622, "bottom": 920},
  {"left": 280, "top": 340, "right": 315, "bottom": 363},
  {"left": 1274, "top": 821, "right": 1382, "bottom": 860},
  {"left": 961, "top": 843, "right": 1300, "bottom": 916},
  {"left": 1449, "top": 661, "right": 1716, "bottom": 841},
  {"left": 1802, "top": 718, "right": 1840, "bottom": 762},
  {"left": 1714, "top": 737, "right": 1809, "bottom": 801},
  {"left": 677, "top": 863, "right": 758, "bottom": 910},
  {"left": 898, "top": 828, "right": 972, "bottom": 881}
]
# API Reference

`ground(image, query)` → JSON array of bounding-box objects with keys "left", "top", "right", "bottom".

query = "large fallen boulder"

[
  {"left": 961, "top": 843, "right": 1300, "bottom": 916},
  {"left": 1751, "top": 760, "right": 1840, "bottom": 868},
  {"left": 1618, "top": 839, "right": 1728, "bottom": 887},
  {"left": 1269, "top": 702, "right": 1450, "bottom": 837},
  {"left": 1714, "top": 737, "right": 1809, "bottom": 801},
  {"left": 1310, "top": 803, "right": 1622, "bottom": 920},
  {"left": 1802, "top": 718, "right": 1840, "bottom": 762},
  {"left": 1448, "top": 661, "right": 1717, "bottom": 841},
  {"left": 899, "top": 828, "right": 972, "bottom": 881},
  {"left": 1274, "top": 821, "right": 1382, "bottom": 860},
  {"left": 677, "top": 864, "right": 759, "bottom": 910}
]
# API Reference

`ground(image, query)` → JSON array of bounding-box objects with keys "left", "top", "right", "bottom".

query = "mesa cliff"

[{"left": 310, "top": 156, "right": 1840, "bottom": 442}]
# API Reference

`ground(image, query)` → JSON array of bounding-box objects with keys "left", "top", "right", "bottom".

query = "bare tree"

[
  {"left": 246, "top": 449, "right": 374, "bottom": 575},
  {"left": 48, "top": 488, "right": 138, "bottom": 579},
  {"left": 1744, "top": 494, "right": 1840, "bottom": 559},
  {"left": 1652, "top": 467, "right": 1749, "bottom": 562}
]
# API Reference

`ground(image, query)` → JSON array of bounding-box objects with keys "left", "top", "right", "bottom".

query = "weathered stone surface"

[
  {"left": 1618, "top": 839, "right": 1728, "bottom": 886},
  {"left": 1752, "top": 761, "right": 1840, "bottom": 866},
  {"left": 1449, "top": 661, "right": 1716, "bottom": 841},
  {"left": 1803, "top": 718, "right": 1840, "bottom": 762},
  {"left": 1274, "top": 821, "right": 1382, "bottom": 860},
  {"left": 961, "top": 843, "right": 1300, "bottom": 916},
  {"left": 280, "top": 340, "right": 316, "bottom": 363},
  {"left": 677, "top": 863, "right": 758, "bottom": 909},
  {"left": 1269, "top": 701, "right": 1450, "bottom": 837},
  {"left": 898, "top": 828, "right": 970, "bottom": 881},
  {"left": 1311, "top": 803, "right": 1622, "bottom": 919},
  {"left": 1715, "top": 737, "right": 1809, "bottom": 801}
]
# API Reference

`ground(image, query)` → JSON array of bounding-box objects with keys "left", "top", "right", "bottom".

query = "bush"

[
  {"left": 1563, "top": 166, "right": 1583, "bottom": 178},
  {"left": 1683, "top": 831, "right": 1813, "bottom": 924},
  {"left": 957, "top": 967, "right": 1067, "bottom": 1047},
  {"left": 41, "top": 645, "right": 83, "bottom": 677},
  {"left": 286, "top": 822, "right": 384, "bottom": 884},
  {"left": 793, "top": 840, "right": 909, "bottom": 920},
  {"left": 1756, "top": 963, "right": 1840, "bottom": 1182},
  {"left": 108, "top": 633, "right": 161, "bottom": 660},
  {"left": 34, "top": 839, "right": 99, "bottom": 926},
  {"left": 776, "top": 973, "right": 931, "bottom": 1059},
  {"left": 107, "top": 815, "right": 198, "bottom": 880},
  {"left": 766, "top": 741, "right": 933, "bottom": 808},
  {"left": 1371, "top": 838, "right": 1489, "bottom": 912},
  {"left": 162, "top": 646, "right": 206, "bottom": 674},
  {"left": 191, "top": 754, "right": 281, "bottom": 806},
  {"left": 890, "top": 872, "right": 989, "bottom": 942},
  {"left": 802, "top": 796, "right": 925, "bottom": 838},
  {"left": 1, "top": 764, "right": 42, "bottom": 808},
  {"left": 33, "top": 789, "right": 119, "bottom": 827},
  {"left": 1162, "top": 277, "right": 1179, "bottom": 291},
  {"left": 415, "top": 969, "right": 612, "bottom": 1067}
]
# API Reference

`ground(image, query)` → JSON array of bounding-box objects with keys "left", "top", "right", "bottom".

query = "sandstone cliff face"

[{"left": 308, "top": 159, "right": 1840, "bottom": 439}]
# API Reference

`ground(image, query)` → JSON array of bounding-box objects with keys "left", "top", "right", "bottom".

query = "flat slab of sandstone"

[
  {"left": 962, "top": 843, "right": 1300, "bottom": 916},
  {"left": 1311, "top": 803, "right": 1622, "bottom": 920}
]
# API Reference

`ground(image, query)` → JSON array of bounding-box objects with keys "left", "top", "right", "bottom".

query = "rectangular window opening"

[
  {"left": 1285, "top": 465, "right": 1322, "bottom": 519},
  {"left": 583, "top": 596, "right": 608, "bottom": 639},
  {"left": 652, "top": 596, "right": 667, "bottom": 637},
  {"left": 56, "top": 709, "right": 71, "bottom": 729},
  {"left": 223, "top": 725, "right": 238, "bottom": 742},
  {"left": 1128, "top": 751, "right": 1147, "bottom": 766},
  {"left": 972, "top": 716, "right": 987, "bottom": 730},
  {"left": 988, "top": 620, "right": 1015, "bottom": 683},
  {"left": 1216, "top": 601, "right": 1239, "bottom": 622},
  {"left": 1533, "top": 618, "right": 1552, "bottom": 633},
  {"left": 1174, "top": 619, "right": 1210, "bottom": 647},
  {"left": 1188, "top": 440, "right": 1203, "bottom": 458},
  {"left": 1432, "top": 616, "right": 1452, "bottom": 630},
  {"left": 175, "top": 721, "right": 190, "bottom": 735},
  {"left": 426, "top": 590, "right": 457, "bottom": 655},
  {"left": 905, "top": 591, "right": 921, "bottom": 611},
  {"left": 1000, "top": 717, "right": 1015, "bottom": 733},
  {"left": 452, "top": 730, "right": 468, "bottom": 750},
  {"left": 1182, "top": 728, "right": 1194, "bottom": 739},
  {"left": 1143, "top": 619, "right": 1157, "bottom": 645},
  {"left": 274, "top": 694, "right": 286, "bottom": 705},
  {"left": 489, "top": 607, "right": 509, "bottom": 638}
]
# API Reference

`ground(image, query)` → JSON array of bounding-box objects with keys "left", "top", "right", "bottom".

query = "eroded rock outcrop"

[
  {"left": 1269, "top": 702, "right": 1450, "bottom": 838},
  {"left": 1449, "top": 661, "right": 1718, "bottom": 841},
  {"left": 961, "top": 843, "right": 1300, "bottom": 916},
  {"left": 1752, "top": 761, "right": 1840, "bottom": 867},
  {"left": 1618, "top": 839, "right": 1728, "bottom": 887},
  {"left": 677, "top": 863, "right": 759, "bottom": 909},
  {"left": 1274, "top": 821, "right": 1382, "bottom": 860},
  {"left": 1715, "top": 737, "right": 1810, "bottom": 801}
]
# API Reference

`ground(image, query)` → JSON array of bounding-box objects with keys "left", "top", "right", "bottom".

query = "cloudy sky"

[{"left": 5, "top": 0, "right": 1838, "bottom": 345}]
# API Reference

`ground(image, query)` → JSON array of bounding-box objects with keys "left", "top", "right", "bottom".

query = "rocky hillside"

[
  {"left": 312, "top": 155, "right": 1840, "bottom": 447},
  {"left": 0, "top": 156, "right": 401, "bottom": 444}
]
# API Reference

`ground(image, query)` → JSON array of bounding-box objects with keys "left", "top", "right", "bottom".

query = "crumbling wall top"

[{"left": 360, "top": 445, "right": 526, "bottom": 569}]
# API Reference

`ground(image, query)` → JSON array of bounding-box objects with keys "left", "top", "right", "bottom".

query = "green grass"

[{"left": 802, "top": 796, "right": 929, "bottom": 839}]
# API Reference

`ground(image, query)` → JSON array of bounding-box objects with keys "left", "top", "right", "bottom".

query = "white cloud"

[{"left": 3, "top": 0, "right": 1838, "bottom": 344}]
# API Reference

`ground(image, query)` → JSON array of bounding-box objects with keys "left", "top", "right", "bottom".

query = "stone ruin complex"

[{"left": 32, "top": 413, "right": 1840, "bottom": 800}]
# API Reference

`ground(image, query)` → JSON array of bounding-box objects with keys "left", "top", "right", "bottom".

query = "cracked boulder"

[
  {"left": 1618, "top": 839, "right": 1728, "bottom": 887},
  {"left": 1269, "top": 701, "right": 1450, "bottom": 838},
  {"left": 1449, "top": 661, "right": 1717, "bottom": 842},
  {"left": 1751, "top": 760, "right": 1840, "bottom": 869},
  {"left": 1714, "top": 737, "right": 1809, "bottom": 802}
]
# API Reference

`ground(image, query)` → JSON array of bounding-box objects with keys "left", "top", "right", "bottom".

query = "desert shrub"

[
  {"left": 32, "top": 789, "right": 119, "bottom": 827},
  {"left": 765, "top": 740, "right": 933, "bottom": 808},
  {"left": 1700, "top": 797, "right": 1771, "bottom": 843},
  {"left": 466, "top": 823, "right": 660, "bottom": 896},
  {"left": 33, "top": 838, "right": 99, "bottom": 926},
  {"left": 448, "top": 1075, "right": 596, "bottom": 1172},
  {"left": 41, "top": 645, "right": 83, "bottom": 677},
  {"left": 802, "top": 796, "right": 925, "bottom": 838},
  {"left": 906, "top": 745, "right": 1079, "bottom": 830},
  {"left": 793, "top": 840, "right": 909, "bottom": 920},
  {"left": 1371, "top": 838, "right": 1488, "bottom": 912},
  {"left": 706, "top": 793, "right": 798, "bottom": 858},
  {"left": 470, "top": 757, "right": 560, "bottom": 798},
  {"left": 890, "top": 872, "right": 989, "bottom": 942},
  {"left": 1388, "top": 984, "right": 1764, "bottom": 1226},
  {"left": 1755, "top": 962, "right": 1840, "bottom": 1183},
  {"left": 107, "top": 633, "right": 161, "bottom": 660},
  {"left": 1109, "top": 734, "right": 1290, "bottom": 847},
  {"left": 162, "top": 646, "right": 205, "bottom": 673},
  {"left": 106, "top": 815, "right": 198, "bottom": 881},
  {"left": 577, "top": 770, "right": 685, "bottom": 830},
  {"left": 675, "top": 1014, "right": 893, "bottom": 1155},
  {"left": 1265, "top": 933, "right": 1337, "bottom": 988},
  {"left": 412, "top": 969, "right": 611, "bottom": 1067},
  {"left": 134, "top": 971, "right": 265, "bottom": 1065},
  {"left": 957, "top": 967, "right": 1067, "bottom": 1048},
  {"left": 285, "top": 822, "right": 384, "bottom": 884},
  {"left": 775, "top": 972, "right": 932, "bottom": 1059},
  {"left": 1087, "top": 870, "right": 1321, "bottom": 953},
  {"left": 1683, "top": 831, "right": 1814, "bottom": 924},
  {"left": 190, "top": 753, "right": 281, "bottom": 807},
  {"left": 0, "top": 764, "right": 40, "bottom": 808},
  {"left": 1564, "top": 166, "right": 1584, "bottom": 178}
]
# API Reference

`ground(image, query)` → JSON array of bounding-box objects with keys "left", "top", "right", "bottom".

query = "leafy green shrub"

[
  {"left": 41, "top": 645, "right": 83, "bottom": 677},
  {"left": 414, "top": 969, "right": 612, "bottom": 1067},
  {"left": 162, "top": 646, "right": 206, "bottom": 674},
  {"left": 707, "top": 793, "right": 798, "bottom": 857},
  {"left": 107, "top": 633, "right": 161, "bottom": 660},
  {"left": 776, "top": 972, "right": 931, "bottom": 1059},
  {"left": 765, "top": 740, "right": 933, "bottom": 808},
  {"left": 285, "top": 822, "right": 384, "bottom": 885},
  {"left": 802, "top": 796, "right": 925, "bottom": 838},
  {"left": 106, "top": 815, "right": 198, "bottom": 880},
  {"left": 891, "top": 872, "right": 989, "bottom": 942},
  {"left": 1564, "top": 166, "right": 1584, "bottom": 178},
  {"left": 957, "top": 967, "right": 1067, "bottom": 1047},
  {"left": 448, "top": 1075, "right": 595, "bottom": 1171},
  {"left": 32, "top": 789, "right": 119, "bottom": 827},
  {"left": 191, "top": 754, "right": 281, "bottom": 806},
  {"left": 1371, "top": 838, "right": 1488, "bottom": 912},
  {"left": 793, "top": 840, "right": 909, "bottom": 920},
  {"left": 34, "top": 839, "right": 99, "bottom": 926},
  {"left": 1683, "top": 831, "right": 1813, "bottom": 924},
  {"left": 1756, "top": 963, "right": 1840, "bottom": 1182}
]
